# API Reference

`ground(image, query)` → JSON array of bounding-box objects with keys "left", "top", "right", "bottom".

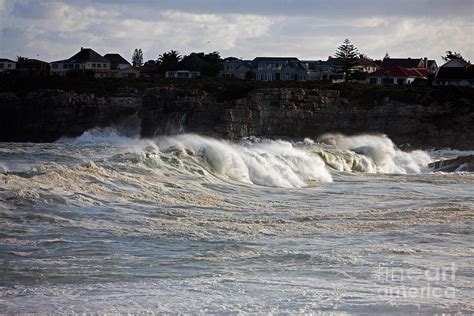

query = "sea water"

[{"left": 0, "top": 129, "right": 472, "bottom": 314}]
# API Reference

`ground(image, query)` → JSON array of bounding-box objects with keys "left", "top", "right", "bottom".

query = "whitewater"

[{"left": 0, "top": 129, "right": 473, "bottom": 314}]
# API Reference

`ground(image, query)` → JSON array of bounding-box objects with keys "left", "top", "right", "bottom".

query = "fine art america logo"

[{"left": 375, "top": 263, "right": 457, "bottom": 300}]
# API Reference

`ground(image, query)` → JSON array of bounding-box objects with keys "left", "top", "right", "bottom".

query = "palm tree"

[{"left": 158, "top": 50, "right": 182, "bottom": 71}]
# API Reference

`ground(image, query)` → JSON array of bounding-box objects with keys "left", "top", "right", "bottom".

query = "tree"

[
  {"left": 442, "top": 51, "right": 464, "bottom": 62},
  {"left": 179, "top": 51, "right": 222, "bottom": 77},
  {"left": 335, "top": 39, "right": 359, "bottom": 80},
  {"left": 158, "top": 50, "right": 182, "bottom": 72},
  {"left": 16, "top": 56, "right": 28, "bottom": 61},
  {"left": 132, "top": 48, "right": 143, "bottom": 67}
]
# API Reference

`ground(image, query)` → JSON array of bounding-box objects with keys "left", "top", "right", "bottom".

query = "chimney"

[
  {"left": 423, "top": 57, "right": 428, "bottom": 68},
  {"left": 81, "top": 47, "right": 84, "bottom": 51}
]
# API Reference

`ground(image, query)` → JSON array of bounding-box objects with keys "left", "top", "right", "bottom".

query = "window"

[
  {"left": 97, "top": 64, "right": 102, "bottom": 68},
  {"left": 68, "top": 64, "right": 74, "bottom": 69},
  {"left": 7, "top": 64, "right": 11, "bottom": 68},
  {"left": 63, "top": 64, "right": 68, "bottom": 69},
  {"left": 285, "top": 74, "right": 290, "bottom": 80},
  {"left": 52, "top": 64, "right": 58, "bottom": 69},
  {"left": 103, "top": 64, "right": 107, "bottom": 68},
  {"left": 75, "top": 64, "right": 80, "bottom": 69},
  {"left": 397, "top": 78, "right": 404, "bottom": 85},
  {"left": 0, "top": 64, "right": 3, "bottom": 69},
  {"left": 92, "top": 63, "right": 96, "bottom": 68}
]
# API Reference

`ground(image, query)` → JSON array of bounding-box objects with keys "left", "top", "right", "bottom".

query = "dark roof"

[
  {"left": 253, "top": 57, "right": 300, "bottom": 62},
  {"left": 16, "top": 58, "right": 49, "bottom": 64},
  {"left": 427, "top": 60, "right": 437, "bottom": 68},
  {"left": 0, "top": 58, "right": 15, "bottom": 62},
  {"left": 436, "top": 66, "right": 474, "bottom": 80},
  {"left": 355, "top": 58, "right": 378, "bottom": 67},
  {"left": 103, "top": 53, "right": 131, "bottom": 66},
  {"left": 381, "top": 58, "right": 422, "bottom": 68},
  {"left": 52, "top": 48, "right": 109, "bottom": 64},
  {"left": 442, "top": 59, "right": 471, "bottom": 67},
  {"left": 369, "top": 65, "right": 429, "bottom": 78}
]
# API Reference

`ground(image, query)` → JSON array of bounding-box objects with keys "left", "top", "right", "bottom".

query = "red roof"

[
  {"left": 368, "top": 65, "right": 428, "bottom": 78},
  {"left": 135, "top": 66, "right": 158, "bottom": 73}
]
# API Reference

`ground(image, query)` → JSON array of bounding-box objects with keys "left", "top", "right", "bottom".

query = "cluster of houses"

[{"left": 1, "top": 47, "right": 473, "bottom": 87}]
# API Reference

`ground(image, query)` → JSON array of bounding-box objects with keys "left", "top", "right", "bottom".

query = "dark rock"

[
  {"left": 0, "top": 90, "right": 141, "bottom": 142},
  {"left": 1, "top": 87, "right": 474, "bottom": 149},
  {"left": 429, "top": 155, "right": 474, "bottom": 172}
]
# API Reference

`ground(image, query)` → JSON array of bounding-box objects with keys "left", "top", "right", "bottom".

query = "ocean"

[{"left": 0, "top": 128, "right": 473, "bottom": 314}]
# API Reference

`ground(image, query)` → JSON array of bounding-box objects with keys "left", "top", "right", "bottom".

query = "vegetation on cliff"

[{"left": 1, "top": 76, "right": 473, "bottom": 108}]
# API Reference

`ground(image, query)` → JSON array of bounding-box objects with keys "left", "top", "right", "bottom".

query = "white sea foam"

[
  {"left": 157, "top": 134, "right": 332, "bottom": 188},
  {"left": 317, "top": 133, "right": 432, "bottom": 174}
]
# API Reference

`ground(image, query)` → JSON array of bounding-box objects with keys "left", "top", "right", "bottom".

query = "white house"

[
  {"left": 165, "top": 70, "right": 200, "bottom": 79},
  {"left": 0, "top": 59, "right": 16, "bottom": 72},
  {"left": 434, "top": 59, "right": 474, "bottom": 87},
  {"left": 50, "top": 47, "right": 111, "bottom": 78},
  {"left": 118, "top": 67, "right": 142, "bottom": 78}
]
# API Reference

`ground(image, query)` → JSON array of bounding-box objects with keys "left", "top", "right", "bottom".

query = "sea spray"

[
  {"left": 157, "top": 134, "right": 333, "bottom": 188},
  {"left": 317, "top": 133, "right": 432, "bottom": 174}
]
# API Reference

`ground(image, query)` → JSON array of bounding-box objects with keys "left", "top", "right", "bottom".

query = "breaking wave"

[
  {"left": 316, "top": 133, "right": 432, "bottom": 174},
  {"left": 49, "top": 128, "right": 463, "bottom": 188},
  {"left": 157, "top": 134, "right": 332, "bottom": 188}
]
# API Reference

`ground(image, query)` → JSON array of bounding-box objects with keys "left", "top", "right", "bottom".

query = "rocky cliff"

[
  {"left": 0, "top": 90, "right": 141, "bottom": 142},
  {"left": 141, "top": 87, "right": 474, "bottom": 149},
  {"left": 1, "top": 87, "right": 473, "bottom": 148}
]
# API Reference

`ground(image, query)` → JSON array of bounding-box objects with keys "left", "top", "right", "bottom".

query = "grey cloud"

[
  {"left": 12, "top": 0, "right": 58, "bottom": 19},
  {"left": 65, "top": 0, "right": 474, "bottom": 18}
]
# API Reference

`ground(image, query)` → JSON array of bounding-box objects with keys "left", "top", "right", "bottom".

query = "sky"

[{"left": 0, "top": 0, "right": 473, "bottom": 64}]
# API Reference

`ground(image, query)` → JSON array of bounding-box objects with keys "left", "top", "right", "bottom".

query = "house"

[
  {"left": 252, "top": 57, "right": 309, "bottom": 81},
  {"left": 117, "top": 67, "right": 142, "bottom": 78},
  {"left": 307, "top": 58, "right": 345, "bottom": 82},
  {"left": 103, "top": 53, "right": 131, "bottom": 70},
  {"left": 0, "top": 59, "right": 16, "bottom": 72},
  {"left": 50, "top": 47, "right": 111, "bottom": 78},
  {"left": 135, "top": 66, "right": 160, "bottom": 78},
  {"left": 434, "top": 59, "right": 474, "bottom": 87},
  {"left": 219, "top": 57, "right": 253, "bottom": 79},
  {"left": 165, "top": 70, "right": 201, "bottom": 79},
  {"left": 367, "top": 65, "right": 429, "bottom": 85},
  {"left": 381, "top": 57, "right": 438, "bottom": 73},
  {"left": 16, "top": 58, "right": 50, "bottom": 76},
  {"left": 352, "top": 58, "right": 379, "bottom": 74}
]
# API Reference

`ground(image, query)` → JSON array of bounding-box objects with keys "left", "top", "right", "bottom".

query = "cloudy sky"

[{"left": 1, "top": 0, "right": 473, "bottom": 63}]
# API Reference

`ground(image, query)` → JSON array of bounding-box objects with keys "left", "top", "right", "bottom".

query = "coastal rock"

[
  {"left": 429, "top": 155, "right": 474, "bottom": 172},
  {"left": 0, "top": 90, "right": 141, "bottom": 142},
  {"left": 1, "top": 87, "right": 473, "bottom": 149},
  {"left": 140, "top": 87, "right": 474, "bottom": 149}
]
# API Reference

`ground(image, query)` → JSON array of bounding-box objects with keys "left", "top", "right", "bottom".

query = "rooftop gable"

[
  {"left": 64, "top": 48, "right": 110, "bottom": 64},
  {"left": 104, "top": 53, "right": 131, "bottom": 66},
  {"left": 381, "top": 58, "right": 422, "bottom": 68}
]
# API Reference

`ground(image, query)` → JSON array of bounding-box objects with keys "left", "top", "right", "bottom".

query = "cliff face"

[
  {"left": 1, "top": 87, "right": 473, "bottom": 148},
  {"left": 141, "top": 87, "right": 474, "bottom": 149},
  {"left": 0, "top": 90, "right": 141, "bottom": 142}
]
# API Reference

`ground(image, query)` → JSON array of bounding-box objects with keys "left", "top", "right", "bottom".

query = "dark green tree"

[
  {"left": 335, "top": 39, "right": 359, "bottom": 80},
  {"left": 158, "top": 50, "right": 182, "bottom": 72},
  {"left": 442, "top": 51, "right": 464, "bottom": 62},
  {"left": 16, "top": 56, "right": 28, "bottom": 61},
  {"left": 132, "top": 48, "right": 143, "bottom": 67}
]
